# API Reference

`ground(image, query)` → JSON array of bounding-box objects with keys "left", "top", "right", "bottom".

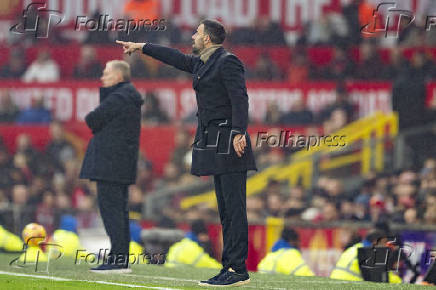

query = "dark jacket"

[
  {"left": 79, "top": 82, "right": 143, "bottom": 184},
  {"left": 142, "top": 43, "right": 257, "bottom": 176}
]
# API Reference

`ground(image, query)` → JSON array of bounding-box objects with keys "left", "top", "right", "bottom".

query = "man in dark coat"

[
  {"left": 117, "top": 19, "right": 257, "bottom": 287},
  {"left": 79, "top": 60, "right": 143, "bottom": 273}
]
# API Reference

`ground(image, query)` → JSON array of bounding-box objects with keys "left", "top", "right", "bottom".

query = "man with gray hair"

[{"left": 80, "top": 60, "right": 144, "bottom": 273}]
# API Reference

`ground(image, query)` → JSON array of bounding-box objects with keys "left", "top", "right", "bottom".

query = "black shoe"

[
  {"left": 199, "top": 268, "right": 250, "bottom": 287},
  {"left": 89, "top": 263, "right": 132, "bottom": 274},
  {"left": 198, "top": 268, "right": 228, "bottom": 286}
]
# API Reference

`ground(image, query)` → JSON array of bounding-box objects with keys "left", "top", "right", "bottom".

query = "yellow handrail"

[{"left": 180, "top": 112, "right": 398, "bottom": 210}]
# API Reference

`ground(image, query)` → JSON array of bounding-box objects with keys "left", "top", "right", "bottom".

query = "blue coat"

[
  {"left": 79, "top": 82, "right": 143, "bottom": 184},
  {"left": 142, "top": 43, "right": 257, "bottom": 176}
]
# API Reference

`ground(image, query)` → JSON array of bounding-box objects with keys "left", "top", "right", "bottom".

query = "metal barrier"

[
  {"left": 177, "top": 112, "right": 399, "bottom": 210},
  {"left": 140, "top": 114, "right": 436, "bottom": 219}
]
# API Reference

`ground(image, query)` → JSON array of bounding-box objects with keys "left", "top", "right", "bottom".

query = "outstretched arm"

[{"left": 116, "top": 40, "right": 198, "bottom": 74}]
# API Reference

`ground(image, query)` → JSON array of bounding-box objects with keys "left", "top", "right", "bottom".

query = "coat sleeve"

[
  {"left": 85, "top": 93, "right": 124, "bottom": 133},
  {"left": 142, "top": 43, "right": 198, "bottom": 74},
  {"left": 220, "top": 55, "right": 249, "bottom": 134}
]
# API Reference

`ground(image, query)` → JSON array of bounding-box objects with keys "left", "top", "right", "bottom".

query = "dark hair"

[
  {"left": 365, "top": 230, "right": 387, "bottom": 244},
  {"left": 200, "top": 19, "right": 226, "bottom": 44},
  {"left": 191, "top": 219, "right": 208, "bottom": 235},
  {"left": 281, "top": 227, "right": 299, "bottom": 243}
]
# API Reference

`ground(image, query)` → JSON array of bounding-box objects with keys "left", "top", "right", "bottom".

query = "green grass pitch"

[{"left": 0, "top": 253, "right": 426, "bottom": 289}]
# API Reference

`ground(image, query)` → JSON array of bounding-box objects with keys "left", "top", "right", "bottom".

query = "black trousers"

[
  {"left": 424, "top": 260, "right": 436, "bottom": 284},
  {"left": 96, "top": 180, "right": 130, "bottom": 265},
  {"left": 214, "top": 171, "right": 248, "bottom": 273}
]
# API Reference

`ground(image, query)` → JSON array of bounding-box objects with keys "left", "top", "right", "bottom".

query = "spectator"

[
  {"left": 279, "top": 99, "right": 313, "bottom": 125},
  {"left": 246, "top": 196, "right": 265, "bottom": 221},
  {"left": 170, "top": 128, "right": 192, "bottom": 174},
  {"left": 318, "top": 47, "right": 354, "bottom": 81},
  {"left": 124, "top": 53, "right": 151, "bottom": 79},
  {"left": 287, "top": 51, "right": 309, "bottom": 84},
  {"left": 254, "top": 17, "right": 286, "bottom": 45},
  {"left": 305, "top": 14, "right": 332, "bottom": 45},
  {"left": 22, "top": 50, "right": 60, "bottom": 83},
  {"left": 328, "top": 109, "right": 348, "bottom": 131},
  {"left": 265, "top": 193, "right": 283, "bottom": 217},
  {"left": 45, "top": 121, "right": 76, "bottom": 173},
  {"left": 15, "top": 134, "right": 41, "bottom": 176},
  {"left": 340, "top": 198, "right": 359, "bottom": 220},
  {"left": 318, "top": 86, "right": 354, "bottom": 123},
  {"left": 0, "top": 147, "right": 15, "bottom": 189},
  {"left": 0, "top": 90, "right": 19, "bottom": 122},
  {"left": 155, "top": 162, "right": 181, "bottom": 190},
  {"left": 128, "top": 185, "right": 144, "bottom": 219},
  {"left": 264, "top": 102, "right": 281, "bottom": 125},
  {"left": 403, "top": 208, "right": 418, "bottom": 224},
  {"left": 136, "top": 154, "right": 154, "bottom": 192},
  {"left": 227, "top": 25, "right": 255, "bottom": 45},
  {"left": 246, "top": 52, "right": 282, "bottom": 81},
  {"left": 407, "top": 51, "right": 435, "bottom": 81},
  {"left": 35, "top": 190, "right": 55, "bottom": 233},
  {"left": 342, "top": 0, "right": 362, "bottom": 46},
  {"left": 321, "top": 201, "right": 339, "bottom": 222},
  {"left": 11, "top": 184, "right": 34, "bottom": 233},
  {"left": 392, "top": 51, "right": 428, "bottom": 131},
  {"left": 0, "top": 50, "right": 26, "bottom": 79},
  {"left": 142, "top": 92, "right": 169, "bottom": 125},
  {"left": 16, "top": 96, "right": 52, "bottom": 124},
  {"left": 382, "top": 47, "right": 409, "bottom": 81},
  {"left": 156, "top": 17, "right": 182, "bottom": 45},
  {"left": 353, "top": 40, "right": 383, "bottom": 80},
  {"left": 72, "top": 46, "right": 102, "bottom": 79},
  {"left": 83, "top": 11, "right": 112, "bottom": 44}
]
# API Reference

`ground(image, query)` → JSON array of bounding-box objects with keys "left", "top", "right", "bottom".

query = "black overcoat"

[
  {"left": 79, "top": 82, "right": 143, "bottom": 184},
  {"left": 142, "top": 43, "right": 257, "bottom": 176}
]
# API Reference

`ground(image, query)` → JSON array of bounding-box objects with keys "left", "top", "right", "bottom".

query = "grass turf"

[{"left": 0, "top": 253, "right": 426, "bottom": 289}]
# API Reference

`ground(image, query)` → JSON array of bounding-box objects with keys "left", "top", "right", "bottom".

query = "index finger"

[{"left": 116, "top": 40, "right": 126, "bottom": 45}]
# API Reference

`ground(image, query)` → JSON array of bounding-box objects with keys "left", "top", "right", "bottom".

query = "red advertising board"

[{"left": 0, "top": 81, "right": 393, "bottom": 123}]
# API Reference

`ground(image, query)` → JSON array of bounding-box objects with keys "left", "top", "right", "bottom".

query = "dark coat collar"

[
  {"left": 194, "top": 47, "right": 226, "bottom": 89},
  {"left": 100, "top": 81, "right": 129, "bottom": 98}
]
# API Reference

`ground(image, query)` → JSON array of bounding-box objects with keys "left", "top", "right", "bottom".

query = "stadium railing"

[{"left": 178, "top": 112, "right": 399, "bottom": 210}]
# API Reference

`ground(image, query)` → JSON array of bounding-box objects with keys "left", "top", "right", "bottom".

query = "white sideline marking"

[
  {"left": 0, "top": 270, "right": 179, "bottom": 289},
  {"left": 125, "top": 274, "right": 197, "bottom": 282},
  {"left": 125, "top": 273, "right": 288, "bottom": 289},
  {"left": 125, "top": 273, "right": 403, "bottom": 289}
]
